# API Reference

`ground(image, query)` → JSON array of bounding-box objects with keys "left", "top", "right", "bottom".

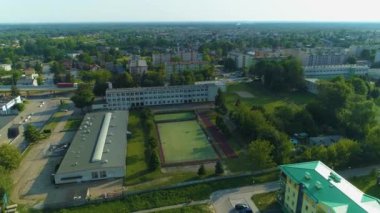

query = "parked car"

[{"left": 235, "top": 203, "right": 252, "bottom": 213}]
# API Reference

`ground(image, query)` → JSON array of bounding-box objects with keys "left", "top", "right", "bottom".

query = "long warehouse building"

[
  {"left": 105, "top": 82, "right": 224, "bottom": 110},
  {"left": 54, "top": 111, "right": 128, "bottom": 184}
]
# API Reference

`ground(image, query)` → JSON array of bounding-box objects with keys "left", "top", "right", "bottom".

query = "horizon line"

[{"left": 2, "top": 20, "right": 380, "bottom": 25}]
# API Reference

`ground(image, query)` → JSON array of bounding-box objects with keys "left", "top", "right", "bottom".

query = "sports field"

[
  {"left": 157, "top": 120, "right": 218, "bottom": 164},
  {"left": 154, "top": 112, "right": 195, "bottom": 122}
]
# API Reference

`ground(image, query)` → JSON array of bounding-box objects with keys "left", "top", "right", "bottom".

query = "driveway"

[{"left": 211, "top": 182, "right": 279, "bottom": 213}]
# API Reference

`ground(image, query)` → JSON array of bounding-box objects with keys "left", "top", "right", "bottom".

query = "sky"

[{"left": 1, "top": 0, "right": 380, "bottom": 23}]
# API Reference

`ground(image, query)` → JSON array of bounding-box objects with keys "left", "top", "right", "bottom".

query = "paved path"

[{"left": 133, "top": 200, "right": 210, "bottom": 213}]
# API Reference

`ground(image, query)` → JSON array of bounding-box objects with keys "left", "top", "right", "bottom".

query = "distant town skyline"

[{"left": 1, "top": 0, "right": 380, "bottom": 23}]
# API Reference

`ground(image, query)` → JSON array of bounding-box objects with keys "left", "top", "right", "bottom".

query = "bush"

[
  {"left": 43, "top": 129, "right": 52, "bottom": 134},
  {"left": 24, "top": 124, "right": 42, "bottom": 144},
  {"left": 14, "top": 103, "right": 25, "bottom": 112},
  {"left": 215, "top": 161, "right": 224, "bottom": 175},
  {"left": 149, "top": 151, "right": 160, "bottom": 171},
  {"left": 197, "top": 164, "right": 206, "bottom": 176},
  {"left": 147, "top": 137, "right": 158, "bottom": 149}
]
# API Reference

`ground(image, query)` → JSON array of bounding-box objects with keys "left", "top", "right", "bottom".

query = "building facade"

[
  {"left": 0, "top": 64, "right": 12, "bottom": 71},
  {"left": 128, "top": 59, "right": 148, "bottom": 75},
  {"left": 304, "top": 65, "right": 369, "bottom": 77},
  {"left": 279, "top": 161, "right": 380, "bottom": 213},
  {"left": 106, "top": 83, "right": 221, "bottom": 110},
  {"left": 0, "top": 96, "right": 22, "bottom": 115},
  {"left": 164, "top": 61, "right": 207, "bottom": 77},
  {"left": 227, "top": 52, "right": 254, "bottom": 69},
  {"left": 152, "top": 51, "right": 202, "bottom": 66},
  {"left": 297, "top": 48, "right": 349, "bottom": 66},
  {"left": 54, "top": 111, "right": 128, "bottom": 184}
]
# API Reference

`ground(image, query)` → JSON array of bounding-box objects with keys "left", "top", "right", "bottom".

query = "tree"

[
  {"left": 350, "top": 77, "right": 368, "bottom": 96},
  {"left": 365, "top": 125, "right": 380, "bottom": 161},
  {"left": 147, "top": 137, "right": 158, "bottom": 149},
  {"left": 149, "top": 151, "right": 160, "bottom": 171},
  {"left": 214, "top": 161, "right": 224, "bottom": 175},
  {"left": 235, "top": 98, "right": 241, "bottom": 107},
  {"left": 37, "top": 75, "right": 44, "bottom": 85},
  {"left": 338, "top": 99, "right": 376, "bottom": 139},
  {"left": 34, "top": 63, "right": 43, "bottom": 74},
  {"left": 0, "top": 144, "right": 21, "bottom": 171},
  {"left": 0, "top": 167, "right": 12, "bottom": 198},
  {"left": 215, "top": 89, "right": 227, "bottom": 113},
  {"left": 14, "top": 103, "right": 25, "bottom": 112},
  {"left": 10, "top": 85, "right": 20, "bottom": 97},
  {"left": 71, "top": 83, "right": 95, "bottom": 113},
  {"left": 249, "top": 139, "right": 276, "bottom": 170},
  {"left": 328, "top": 138, "right": 361, "bottom": 168},
  {"left": 197, "top": 164, "right": 206, "bottom": 176},
  {"left": 24, "top": 124, "right": 42, "bottom": 144}
]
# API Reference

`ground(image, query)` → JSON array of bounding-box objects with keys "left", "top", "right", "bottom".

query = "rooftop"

[
  {"left": 280, "top": 161, "right": 380, "bottom": 213},
  {"left": 56, "top": 111, "right": 128, "bottom": 174}
]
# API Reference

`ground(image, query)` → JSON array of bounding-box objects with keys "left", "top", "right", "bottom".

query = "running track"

[{"left": 197, "top": 112, "right": 237, "bottom": 158}]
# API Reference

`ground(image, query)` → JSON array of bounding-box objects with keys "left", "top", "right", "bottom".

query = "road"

[
  {"left": 211, "top": 164, "right": 380, "bottom": 213},
  {"left": 0, "top": 85, "right": 76, "bottom": 92},
  {"left": 11, "top": 106, "right": 76, "bottom": 205},
  {"left": 0, "top": 98, "right": 60, "bottom": 151}
]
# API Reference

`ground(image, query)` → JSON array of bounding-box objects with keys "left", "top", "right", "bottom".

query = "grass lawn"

[
  {"left": 350, "top": 171, "right": 380, "bottom": 199},
  {"left": 157, "top": 204, "right": 212, "bottom": 213},
  {"left": 157, "top": 120, "right": 217, "bottom": 163},
  {"left": 154, "top": 112, "right": 195, "bottom": 122},
  {"left": 63, "top": 117, "right": 83, "bottom": 131},
  {"left": 41, "top": 111, "right": 66, "bottom": 132},
  {"left": 126, "top": 113, "right": 212, "bottom": 189},
  {"left": 226, "top": 82, "right": 315, "bottom": 112},
  {"left": 125, "top": 112, "right": 151, "bottom": 185},
  {"left": 51, "top": 171, "right": 278, "bottom": 213},
  {"left": 252, "top": 192, "right": 281, "bottom": 212}
]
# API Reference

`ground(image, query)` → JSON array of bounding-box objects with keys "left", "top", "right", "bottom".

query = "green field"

[
  {"left": 154, "top": 112, "right": 195, "bottom": 122},
  {"left": 226, "top": 82, "right": 315, "bottom": 112},
  {"left": 157, "top": 120, "right": 217, "bottom": 163}
]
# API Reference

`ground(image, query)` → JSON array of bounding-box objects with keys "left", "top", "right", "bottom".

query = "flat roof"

[{"left": 56, "top": 111, "right": 128, "bottom": 174}]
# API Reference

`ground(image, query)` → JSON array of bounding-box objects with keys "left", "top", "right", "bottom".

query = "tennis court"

[{"left": 157, "top": 120, "right": 218, "bottom": 164}]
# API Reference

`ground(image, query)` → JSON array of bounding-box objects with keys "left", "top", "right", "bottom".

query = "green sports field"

[
  {"left": 154, "top": 112, "right": 195, "bottom": 122},
  {"left": 157, "top": 120, "right": 218, "bottom": 164}
]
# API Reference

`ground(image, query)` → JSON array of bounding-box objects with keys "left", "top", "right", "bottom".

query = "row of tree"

[
  {"left": 251, "top": 57, "right": 305, "bottom": 91},
  {"left": 140, "top": 109, "right": 160, "bottom": 171}
]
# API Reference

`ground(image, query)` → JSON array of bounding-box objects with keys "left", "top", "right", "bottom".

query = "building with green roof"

[
  {"left": 278, "top": 161, "right": 380, "bottom": 213},
  {"left": 54, "top": 111, "right": 128, "bottom": 184}
]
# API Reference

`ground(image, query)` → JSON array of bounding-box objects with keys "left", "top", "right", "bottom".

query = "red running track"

[{"left": 198, "top": 112, "right": 237, "bottom": 158}]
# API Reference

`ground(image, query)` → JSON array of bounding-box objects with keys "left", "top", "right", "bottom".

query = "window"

[
  {"left": 100, "top": 171, "right": 107, "bottom": 178},
  {"left": 92, "top": 171, "right": 99, "bottom": 179}
]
